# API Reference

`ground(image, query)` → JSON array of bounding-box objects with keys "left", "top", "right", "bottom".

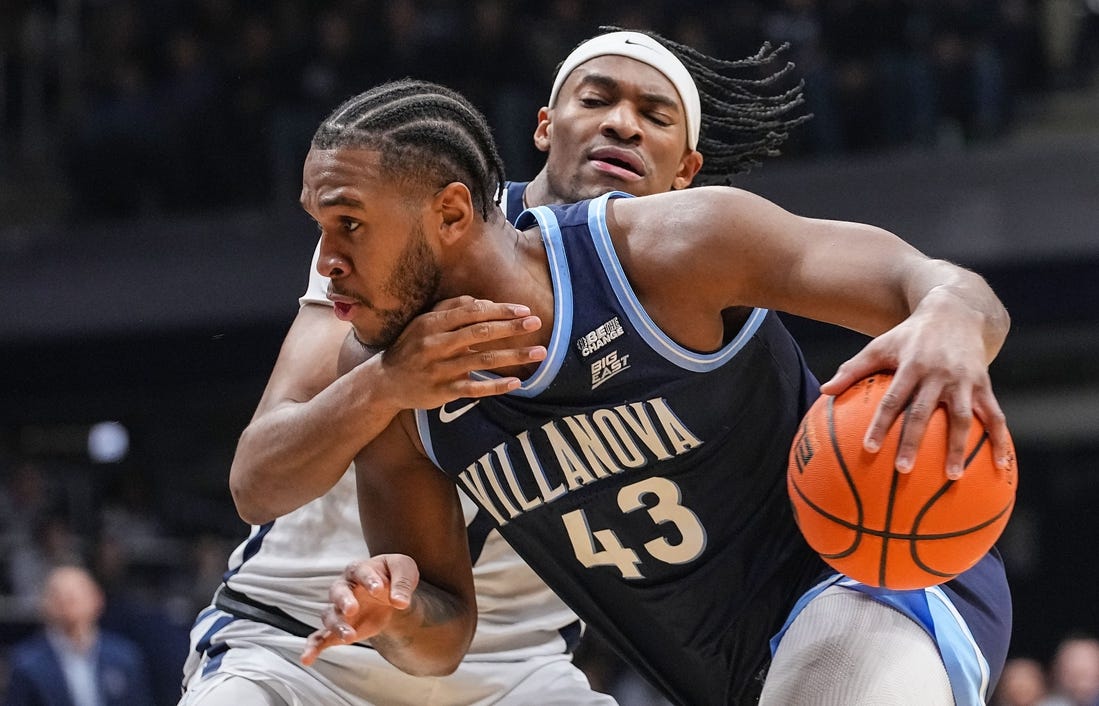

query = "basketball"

[{"left": 787, "top": 372, "right": 1018, "bottom": 590}]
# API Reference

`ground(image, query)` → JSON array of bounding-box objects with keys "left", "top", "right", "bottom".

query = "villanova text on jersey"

[
  {"left": 416, "top": 192, "right": 827, "bottom": 705},
  {"left": 458, "top": 394, "right": 704, "bottom": 529}
]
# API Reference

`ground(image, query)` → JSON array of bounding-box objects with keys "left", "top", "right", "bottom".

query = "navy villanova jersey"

[{"left": 416, "top": 192, "right": 827, "bottom": 705}]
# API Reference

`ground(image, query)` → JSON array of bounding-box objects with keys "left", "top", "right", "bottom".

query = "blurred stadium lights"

[{"left": 87, "top": 420, "right": 130, "bottom": 463}]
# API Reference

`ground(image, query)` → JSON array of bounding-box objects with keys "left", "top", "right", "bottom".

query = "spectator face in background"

[
  {"left": 533, "top": 54, "right": 703, "bottom": 202},
  {"left": 1051, "top": 637, "right": 1099, "bottom": 706},
  {"left": 41, "top": 565, "right": 105, "bottom": 650},
  {"left": 994, "top": 657, "right": 1048, "bottom": 706}
]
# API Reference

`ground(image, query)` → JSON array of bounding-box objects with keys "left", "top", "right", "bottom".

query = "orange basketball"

[{"left": 787, "top": 372, "right": 1017, "bottom": 590}]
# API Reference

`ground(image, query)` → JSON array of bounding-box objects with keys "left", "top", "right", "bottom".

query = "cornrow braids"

[
  {"left": 313, "top": 79, "right": 506, "bottom": 220},
  {"left": 598, "top": 26, "right": 810, "bottom": 183}
]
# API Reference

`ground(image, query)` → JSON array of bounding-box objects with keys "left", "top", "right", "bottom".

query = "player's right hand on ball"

[{"left": 300, "top": 554, "right": 420, "bottom": 666}]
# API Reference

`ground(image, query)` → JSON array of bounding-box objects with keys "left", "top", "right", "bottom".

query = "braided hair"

[
  {"left": 312, "top": 79, "right": 506, "bottom": 219},
  {"left": 596, "top": 26, "right": 810, "bottom": 183}
]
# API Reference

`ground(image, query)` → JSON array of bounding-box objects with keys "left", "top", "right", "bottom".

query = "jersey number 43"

[{"left": 562, "top": 477, "right": 706, "bottom": 579}]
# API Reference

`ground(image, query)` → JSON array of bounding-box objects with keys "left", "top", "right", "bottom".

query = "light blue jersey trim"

[
  {"left": 585, "top": 191, "right": 768, "bottom": 372},
  {"left": 416, "top": 408, "right": 440, "bottom": 468},
  {"left": 416, "top": 206, "right": 575, "bottom": 455},
  {"left": 770, "top": 575, "right": 991, "bottom": 705},
  {"left": 467, "top": 205, "right": 573, "bottom": 398}
]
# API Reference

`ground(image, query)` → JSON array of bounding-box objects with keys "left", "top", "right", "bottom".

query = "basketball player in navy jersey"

[
  {"left": 183, "top": 30, "right": 806, "bottom": 706},
  {"left": 296, "top": 79, "right": 1013, "bottom": 705}
]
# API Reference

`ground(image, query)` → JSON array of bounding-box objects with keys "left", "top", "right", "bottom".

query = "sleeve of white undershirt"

[{"left": 298, "top": 240, "right": 332, "bottom": 308}]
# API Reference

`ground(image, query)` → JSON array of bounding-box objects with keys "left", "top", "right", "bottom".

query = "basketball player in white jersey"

[{"left": 180, "top": 30, "right": 806, "bottom": 705}]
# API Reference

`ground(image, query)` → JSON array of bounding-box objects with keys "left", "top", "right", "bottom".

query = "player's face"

[
  {"left": 536, "top": 55, "right": 702, "bottom": 202},
  {"left": 300, "top": 147, "right": 440, "bottom": 350}
]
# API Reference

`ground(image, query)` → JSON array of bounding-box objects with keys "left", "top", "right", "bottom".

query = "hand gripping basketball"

[{"left": 787, "top": 373, "right": 1018, "bottom": 589}]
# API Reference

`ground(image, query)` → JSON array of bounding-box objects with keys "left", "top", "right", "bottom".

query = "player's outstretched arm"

[
  {"left": 230, "top": 296, "right": 546, "bottom": 524},
  {"left": 608, "top": 187, "right": 1012, "bottom": 480},
  {"left": 302, "top": 413, "right": 476, "bottom": 674}
]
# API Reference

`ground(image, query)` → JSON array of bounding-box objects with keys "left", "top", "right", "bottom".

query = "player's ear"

[
  {"left": 434, "top": 182, "right": 475, "bottom": 245},
  {"left": 672, "top": 149, "right": 703, "bottom": 190},
  {"left": 533, "top": 107, "right": 552, "bottom": 153}
]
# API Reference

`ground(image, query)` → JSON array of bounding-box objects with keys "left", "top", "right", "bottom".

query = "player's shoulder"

[
  {"left": 608, "top": 185, "right": 766, "bottom": 243},
  {"left": 614, "top": 185, "right": 747, "bottom": 215},
  {"left": 521, "top": 191, "right": 633, "bottom": 230}
]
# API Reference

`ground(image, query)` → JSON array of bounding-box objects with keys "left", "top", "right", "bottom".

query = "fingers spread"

[
  {"left": 329, "top": 578, "right": 360, "bottom": 618},
  {"left": 974, "top": 391, "right": 1012, "bottom": 469},
  {"left": 301, "top": 628, "right": 347, "bottom": 666},
  {"left": 891, "top": 381, "right": 942, "bottom": 474},
  {"left": 821, "top": 342, "right": 896, "bottom": 397},
  {"left": 862, "top": 374, "right": 914, "bottom": 456},
  {"left": 821, "top": 359, "right": 872, "bottom": 397},
  {"left": 941, "top": 388, "right": 975, "bottom": 480}
]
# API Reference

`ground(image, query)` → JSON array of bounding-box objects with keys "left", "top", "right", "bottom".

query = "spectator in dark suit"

[{"left": 4, "top": 565, "right": 154, "bottom": 706}]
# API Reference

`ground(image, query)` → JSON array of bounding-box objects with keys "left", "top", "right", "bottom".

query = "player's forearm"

[
  {"left": 906, "top": 260, "right": 1011, "bottom": 363},
  {"left": 370, "top": 582, "right": 476, "bottom": 676},
  {"left": 229, "top": 357, "right": 402, "bottom": 524}
]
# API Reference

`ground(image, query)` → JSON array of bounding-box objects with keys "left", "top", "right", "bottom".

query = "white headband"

[{"left": 547, "top": 31, "right": 701, "bottom": 150}]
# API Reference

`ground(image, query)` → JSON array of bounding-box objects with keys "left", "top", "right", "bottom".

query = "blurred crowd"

[
  {"left": 992, "top": 636, "right": 1099, "bottom": 706},
  {"left": 1, "top": 0, "right": 1098, "bottom": 225},
  {"left": 0, "top": 457, "right": 227, "bottom": 704}
]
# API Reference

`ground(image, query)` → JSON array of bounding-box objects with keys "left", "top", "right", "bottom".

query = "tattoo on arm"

[{"left": 368, "top": 582, "right": 468, "bottom": 654}]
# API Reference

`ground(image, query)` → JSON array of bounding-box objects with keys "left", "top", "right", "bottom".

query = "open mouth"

[
  {"left": 599, "top": 157, "right": 641, "bottom": 175},
  {"left": 332, "top": 301, "right": 356, "bottom": 320},
  {"left": 593, "top": 151, "right": 641, "bottom": 180},
  {"left": 589, "top": 147, "right": 644, "bottom": 178},
  {"left": 328, "top": 289, "right": 363, "bottom": 321}
]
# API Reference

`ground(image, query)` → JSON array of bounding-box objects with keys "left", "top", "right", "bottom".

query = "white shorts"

[{"left": 180, "top": 608, "right": 617, "bottom": 706}]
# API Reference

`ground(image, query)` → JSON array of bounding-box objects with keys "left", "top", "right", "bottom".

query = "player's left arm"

[{"left": 608, "top": 187, "right": 1012, "bottom": 479}]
